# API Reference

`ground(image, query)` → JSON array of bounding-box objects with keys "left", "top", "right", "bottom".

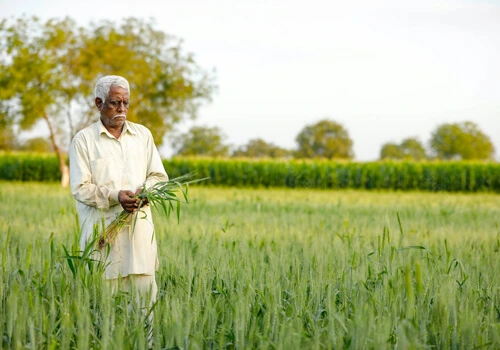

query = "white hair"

[{"left": 94, "top": 75, "right": 130, "bottom": 102}]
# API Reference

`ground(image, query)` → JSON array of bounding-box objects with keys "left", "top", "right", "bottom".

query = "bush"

[
  {"left": 1, "top": 153, "right": 498, "bottom": 192},
  {"left": 0, "top": 152, "right": 60, "bottom": 182},
  {"left": 163, "top": 157, "right": 500, "bottom": 192}
]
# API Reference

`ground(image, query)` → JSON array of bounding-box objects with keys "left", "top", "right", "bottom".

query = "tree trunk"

[{"left": 43, "top": 114, "right": 70, "bottom": 188}]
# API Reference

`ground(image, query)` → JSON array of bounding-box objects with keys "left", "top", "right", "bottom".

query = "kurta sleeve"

[{"left": 69, "top": 135, "right": 120, "bottom": 210}]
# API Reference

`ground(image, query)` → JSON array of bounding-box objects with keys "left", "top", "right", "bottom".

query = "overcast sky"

[{"left": 2, "top": 0, "right": 499, "bottom": 160}]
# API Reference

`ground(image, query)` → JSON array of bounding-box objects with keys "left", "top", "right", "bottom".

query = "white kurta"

[{"left": 69, "top": 119, "right": 168, "bottom": 279}]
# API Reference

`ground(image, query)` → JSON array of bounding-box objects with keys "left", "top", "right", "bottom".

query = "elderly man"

[{"left": 69, "top": 75, "right": 168, "bottom": 301}]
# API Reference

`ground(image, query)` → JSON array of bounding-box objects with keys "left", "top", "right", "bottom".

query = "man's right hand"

[{"left": 118, "top": 190, "right": 139, "bottom": 213}]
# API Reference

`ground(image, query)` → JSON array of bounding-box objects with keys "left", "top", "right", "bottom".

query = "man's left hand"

[{"left": 135, "top": 188, "right": 149, "bottom": 208}]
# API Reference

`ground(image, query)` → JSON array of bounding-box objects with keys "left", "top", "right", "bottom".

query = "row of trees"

[
  {"left": 171, "top": 120, "right": 354, "bottom": 158},
  {"left": 379, "top": 121, "right": 495, "bottom": 161},
  {"left": 5, "top": 118, "right": 495, "bottom": 161},
  {"left": 170, "top": 119, "right": 495, "bottom": 161}
]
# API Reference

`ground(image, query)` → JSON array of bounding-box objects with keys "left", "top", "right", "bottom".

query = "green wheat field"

[{"left": 1, "top": 181, "right": 499, "bottom": 349}]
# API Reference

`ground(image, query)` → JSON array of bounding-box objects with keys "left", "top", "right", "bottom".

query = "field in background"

[
  {"left": 1, "top": 152, "right": 500, "bottom": 192},
  {"left": 1, "top": 182, "right": 499, "bottom": 348}
]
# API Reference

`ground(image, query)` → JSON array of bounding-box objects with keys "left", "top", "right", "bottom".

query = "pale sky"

[{"left": 1, "top": 0, "right": 499, "bottom": 160}]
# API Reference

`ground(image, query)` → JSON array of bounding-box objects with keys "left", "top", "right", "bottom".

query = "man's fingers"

[
  {"left": 118, "top": 189, "right": 149, "bottom": 212},
  {"left": 119, "top": 190, "right": 141, "bottom": 212},
  {"left": 124, "top": 191, "right": 135, "bottom": 198}
]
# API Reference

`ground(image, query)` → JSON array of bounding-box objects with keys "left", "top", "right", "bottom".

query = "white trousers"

[
  {"left": 107, "top": 274, "right": 158, "bottom": 307},
  {"left": 107, "top": 274, "right": 157, "bottom": 346}
]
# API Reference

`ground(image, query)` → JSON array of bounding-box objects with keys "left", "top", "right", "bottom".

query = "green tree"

[
  {"left": 173, "top": 125, "right": 230, "bottom": 157},
  {"left": 400, "top": 138, "right": 427, "bottom": 160},
  {"left": 0, "top": 17, "right": 78, "bottom": 184},
  {"left": 295, "top": 119, "right": 354, "bottom": 159},
  {"left": 19, "top": 137, "right": 54, "bottom": 153},
  {"left": 0, "top": 16, "right": 216, "bottom": 185},
  {"left": 72, "top": 17, "right": 215, "bottom": 144},
  {"left": 0, "top": 111, "right": 16, "bottom": 150},
  {"left": 233, "top": 138, "right": 291, "bottom": 158},
  {"left": 430, "top": 121, "right": 494, "bottom": 160},
  {"left": 380, "top": 143, "right": 403, "bottom": 160},
  {"left": 380, "top": 137, "right": 427, "bottom": 160}
]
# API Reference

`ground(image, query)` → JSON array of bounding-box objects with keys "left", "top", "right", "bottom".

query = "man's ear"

[{"left": 95, "top": 98, "right": 103, "bottom": 109}]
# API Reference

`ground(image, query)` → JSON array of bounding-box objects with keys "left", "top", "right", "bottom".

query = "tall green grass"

[
  {"left": 167, "top": 157, "right": 500, "bottom": 192},
  {"left": 1, "top": 182, "right": 499, "bottom": 348},
  {"left": 1, "top": 153, "right": 499, "bottom": 192}
]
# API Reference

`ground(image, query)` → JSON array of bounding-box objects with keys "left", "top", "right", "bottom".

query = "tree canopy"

[
  {"left": 0, "top": 111, "right": 15, "bottom": 150},
  {"left": 294, "top": 119, "right": 354, "bottom": 159},
  {"left": 232, "top": 138, "right": 291, "bottom": 158},
  {"left": 172, "top": 125, "right": 230, "bottom": 157},
  {"left": 380, "top": 137, "right": 427, "bottom": 160},
  {"left": 18, "top": 137, "right": 54, "bottom": 153},
  {"left": 429, "top": 121, "right": 494, "bottom": 160}
]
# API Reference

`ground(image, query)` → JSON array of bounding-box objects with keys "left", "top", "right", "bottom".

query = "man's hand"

[
  {"left": 134, "top": 187, "right": 149, "bottom": 207},
  {"left": 118, "top": 190, "right": 139, "bottom": 213}
]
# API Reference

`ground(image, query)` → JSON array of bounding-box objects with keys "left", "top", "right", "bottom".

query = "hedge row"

[
  {"left": 0, "top": 153, "right": 499, "bottom": 192},
  {"left": 0, "top": 152, "right": 61, "bottom": 182},
  {"left": 165, "top": 158, "right": 500, "bottom": 192}
]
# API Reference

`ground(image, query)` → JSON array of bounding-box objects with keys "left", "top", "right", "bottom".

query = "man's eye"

[{"left": 105, "top": 100, "right": 130, "bottom": 109}]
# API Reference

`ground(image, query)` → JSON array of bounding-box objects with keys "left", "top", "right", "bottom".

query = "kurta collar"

[{"left": 97, "top": 119, "right": 137, "bottom": 139}]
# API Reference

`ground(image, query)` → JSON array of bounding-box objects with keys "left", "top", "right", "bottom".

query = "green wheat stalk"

[{"left": 97, "top": 173, "right": 208, "bottom": 248}]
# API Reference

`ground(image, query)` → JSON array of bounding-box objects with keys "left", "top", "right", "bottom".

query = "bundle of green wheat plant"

[{"left": 97, "top": 173, "right": 208, "bottom": 248}]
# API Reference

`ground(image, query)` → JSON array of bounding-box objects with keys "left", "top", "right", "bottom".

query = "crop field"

[{"left": 1, "top": 181, "right": 499, "bottom": 349}]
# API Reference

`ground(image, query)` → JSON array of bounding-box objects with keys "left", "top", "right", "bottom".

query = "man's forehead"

[{"left": 108, "top": 86, "right": 129, "bottom": 97}]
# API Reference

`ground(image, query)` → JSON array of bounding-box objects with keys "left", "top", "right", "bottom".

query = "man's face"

[{"left": 97, "top": 86, "right": 130, "bottom": 129}]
